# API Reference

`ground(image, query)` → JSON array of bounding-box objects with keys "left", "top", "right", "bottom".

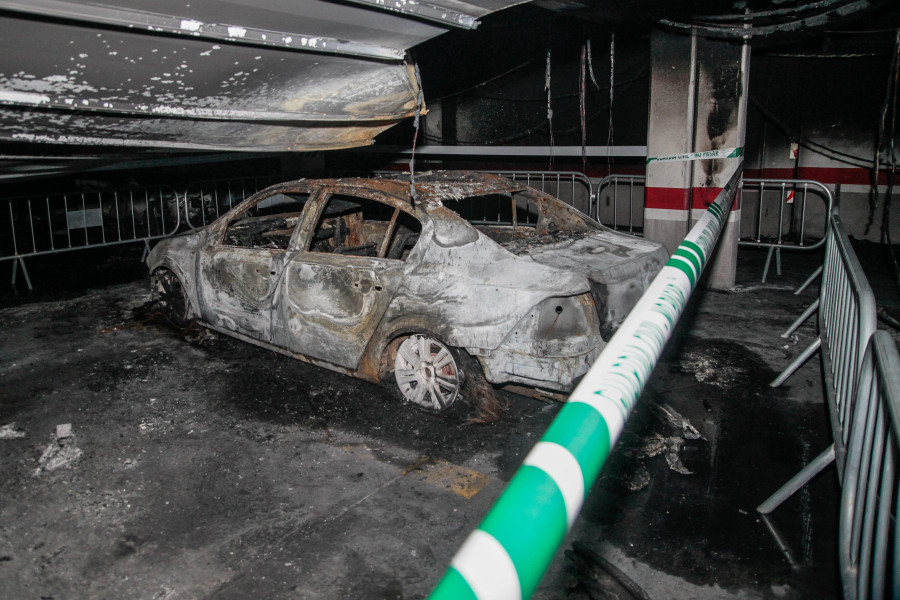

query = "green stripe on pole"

[
  {"left": 479, "top": 467, "right": 569, "bottom": 598},
  {"left": 541, "top": 402, "right": 612, "bottom": 490},
  {"left": 430, "top": 165, "right": 744, "bottom": 600},
  {"left": 665, "top": 256, "right": 696, "bottom": 286},
  {"left": 681, "top": 240, "right": 707, "bottom": 267}
]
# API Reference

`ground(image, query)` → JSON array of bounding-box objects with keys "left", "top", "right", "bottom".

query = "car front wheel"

[
  {"left": 394, "top": 334, "right": 462, "bottom": 411},
  {"left": 152, "top": 268, "right": 192, "bottom": 328}
]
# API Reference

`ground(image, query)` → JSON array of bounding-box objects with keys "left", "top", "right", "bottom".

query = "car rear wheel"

[
  {"left": 394, "top": 334, "right": 461, "bottom": 411},
  {"left": 153, "top": 268, "right": 192, "bottom": 328}
]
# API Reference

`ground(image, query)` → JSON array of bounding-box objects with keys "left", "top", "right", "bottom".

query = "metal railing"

[
  {"left": 760, "top": 210, "right": 877, "bottom": 513},
  {"left": 741, "top": 179, "right": 833, "bottom": 282},
  {"left": 595, "top": 174, "right": 645, "bottom": 233},
  {"left": 482, "top": 170, "right": 593, "bottom": 216},
  {"left": 428, "top": 166, "right": 744, "bottom": 600},
  {"left": 183, "top": 175, "right": 281, "bottom": 229},
  {"left": 593, "top": 175, "right": 833, "bottom": 282},
  {"left": 2, "top": 185, "right": 181, "bottom": 290},
  {"left": 839, "top": 330, "right": 900, "bottom": 600}
]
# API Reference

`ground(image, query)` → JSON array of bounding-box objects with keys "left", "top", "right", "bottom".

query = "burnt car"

[{"left": 146, "top": 171, "right": 667, "bottom": 411}]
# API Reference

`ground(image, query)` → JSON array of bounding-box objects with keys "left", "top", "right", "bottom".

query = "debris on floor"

[
  {"left": 0, "top": 423, "right": 26, "bottom": 439},
  {"left": 638, "top": 433, "right": 693, "bottom": 475},
  {"left": 653, "top": 403, "right": 703, "bottom": 440},
  {"left": 679, "top": 349, "right": 747, "bottom": 389},
  {"left": 34, "top": 423, "right": 83, "bottom": 475}
]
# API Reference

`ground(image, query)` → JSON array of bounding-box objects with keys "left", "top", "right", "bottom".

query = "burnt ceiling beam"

[
  {"left": 335, "top": 0, "right": 481, "bottom": 29},
  {"left": 0, "top": 0, "right": 406, "bottom": 61}
]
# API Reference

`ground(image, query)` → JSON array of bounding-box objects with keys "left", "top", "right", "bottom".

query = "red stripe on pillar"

[
  {"left": 645, "top": 187, "right": 690, "bottom": 210},
  {"left": 646, "top": 187, "right": 740, "bottom": 211}
]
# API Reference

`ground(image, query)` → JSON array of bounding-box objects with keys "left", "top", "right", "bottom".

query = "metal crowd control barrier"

[
  {"left": 740, "top": 179, "right": 833, "bottom": 283},
  {"left": 183, "top": 175, "right": 281, "bottom": 229},
  {"left": 593, "top": 175, "right": 832, "bottom": 282},
  {"left": 481, "top": 171, "right": 593, "bottom": 216},
  {"left": 759, "top": 210, "right": 877, "bottom": 514},
  {"left": 2, "top": 185, "right": 181, "bottom": 290},
  {"left": 595, "top": 174, "right": 645, "bottom": 234},
  {"left": 839, "top": 330, "right": 900, "bottom": 600},
  {"left": 428, "top": 166, "right": 743, "bottom": 600}
]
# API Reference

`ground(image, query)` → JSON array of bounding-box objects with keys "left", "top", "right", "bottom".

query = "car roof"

[{"left": 264, "top": 171, "right": 524, "bottom": 205}]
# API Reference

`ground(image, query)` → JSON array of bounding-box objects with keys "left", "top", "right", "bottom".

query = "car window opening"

[
  {"left": 223, "top": 192, "right": 310, "bottom": 249},
  {"left": 442, "top": 189, "right": 591, "bottom": 248},
  {"left": 310, "top": 194, "right": 422, "bottom": 261}
]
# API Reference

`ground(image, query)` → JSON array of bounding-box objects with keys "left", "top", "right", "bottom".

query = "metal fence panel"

[
  {"left": 595, "top": 174, "right": 645, "bottom": 233},
  {"left": 1, "top": 185, "right": 181, "bottom": 264},
  {"left": 839, "top": 330, "right": 900, "bottom": 600},
  {"left": 183, "top": 175, "right": 281, "bottom": 229},
  {"left": 480, "top": 171, "right": 594, "bottom": 216},
  {"left": 761, "top": 210, "right": 878, "bottom": 522}
]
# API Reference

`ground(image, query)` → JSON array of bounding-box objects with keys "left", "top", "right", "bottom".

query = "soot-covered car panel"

[{"left": 146, "top": 171, "right": 668, "bottom": 411}]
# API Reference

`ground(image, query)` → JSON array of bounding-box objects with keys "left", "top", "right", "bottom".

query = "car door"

[
  {"left": 273, "top": 188, "right": 422, "bottom": 369},
  {"left": 197, "top": 188, "right": 313, "bottom": 342}
]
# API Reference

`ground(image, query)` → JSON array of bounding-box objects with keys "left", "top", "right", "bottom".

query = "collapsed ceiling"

[{"left": 0, "top": 0, "right": 527, "bottom": 156}]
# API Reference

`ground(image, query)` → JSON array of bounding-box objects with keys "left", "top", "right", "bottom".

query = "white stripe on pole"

[
  {"left": 451, "top": 530, "right": 521, "bottom": 600},
  {"left": 523, "top": 442, "right": 585, "bottom": 529}
]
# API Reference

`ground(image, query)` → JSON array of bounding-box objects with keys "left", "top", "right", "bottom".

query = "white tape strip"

[
  {"left": 647, "top": 146, "right": 742, "bottom": 164},
  {"left": 451, "top": 530, "right": 521, "bottom": 600}
]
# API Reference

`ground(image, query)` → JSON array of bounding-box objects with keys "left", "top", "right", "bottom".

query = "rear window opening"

[{"left": 442, "top": 189, "right": 590, "bottom": 246}]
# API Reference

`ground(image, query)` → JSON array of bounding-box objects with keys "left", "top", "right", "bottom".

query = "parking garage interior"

[{"left": 2, "top": 1, "right": 900, "bottom": 599}]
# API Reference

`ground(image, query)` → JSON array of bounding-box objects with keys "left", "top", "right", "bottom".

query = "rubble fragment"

[
  {"left": 0, "top": 423, "right": 25, "bottom": 439},
  {"left": 637, "top": 433, "right": 694, "bottom": 475},
  {"left": 654, "top": 403, "right": 703, "bottom": 440},
  {"left": 34, "top": 423, "right": 83, "bottom": 475}
]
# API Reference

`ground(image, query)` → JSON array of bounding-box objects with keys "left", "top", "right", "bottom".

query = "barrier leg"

[
  {"left": 757, "top": 444, "right": 835, "bottom": 514},
  {"left": 761, "top": 246, "right": 775, "bottom": 283},
  {"left": 781, "top": 299, "right": 819, "bottom": 339},
  {"left": 11, "top": 257, "right": 33, "bottom": 291},
  {"left": 760, "top": 513, "right": 800, "bottom": 570},
  {"left": 775, "top": 246, "right": 782, "bottom": 276},
  {"left": 771, "top": 336, "right": 821, "bottom": 387},
  {"left": 794, "top": 264, "right": 822, "bottom": 296},
  {"left": 141, "top": 240, "right": 151, "bottom": 262}
]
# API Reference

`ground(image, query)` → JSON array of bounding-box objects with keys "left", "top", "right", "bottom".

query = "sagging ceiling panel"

[{"left": 0, "top": 0, "right": 527, "bottom": 152}]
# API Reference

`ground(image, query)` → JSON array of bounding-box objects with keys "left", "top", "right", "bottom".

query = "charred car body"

[{"left": 147, "top": 171, "right": 667, "bottom": 411}]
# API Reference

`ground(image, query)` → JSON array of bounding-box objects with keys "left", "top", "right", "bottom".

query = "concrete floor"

[{"left": 2, "top": 244, "right": 885, "bottom": 599}]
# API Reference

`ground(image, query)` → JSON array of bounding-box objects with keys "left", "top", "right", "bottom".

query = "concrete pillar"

[{"left": 645, "top": 30, "right": 749, "bottom": 290}]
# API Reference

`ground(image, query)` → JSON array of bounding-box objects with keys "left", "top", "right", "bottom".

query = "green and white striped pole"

[{"left": 429, "top": 165, "right": 743, "bottom": 600}]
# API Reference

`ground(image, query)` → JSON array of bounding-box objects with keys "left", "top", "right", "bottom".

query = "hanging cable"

[
  {"left": 607, "top": 32, "right": 615, "bottom": 176},
  {"left": 580, "top": 44, "right": 587, "bottom": 173},
  {"left": 421, "top": 65, "right": 649, "bottom": 146},
  {"left": 659, "top": 0, "right": 890, "bottom": 38},
  {"left": 545, "top": 49, "right": 554, "bottom": 169},
  {"left": 587, "top": 38, "right": 601, "bottom": 91},
  {"left": 875, "top": 30, "right": 900, "bottom": 289},
  {"left": 409, "top": 62, "right": 424, "bottom": 209}
]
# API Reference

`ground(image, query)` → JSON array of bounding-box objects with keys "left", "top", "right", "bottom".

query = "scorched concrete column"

[{"left": 645, "top": 30, "right": 749, "bottom": 290}]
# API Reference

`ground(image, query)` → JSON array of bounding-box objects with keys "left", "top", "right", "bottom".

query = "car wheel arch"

[{"left": 150, "top": 259, "right": 199, "bottom": 321}]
